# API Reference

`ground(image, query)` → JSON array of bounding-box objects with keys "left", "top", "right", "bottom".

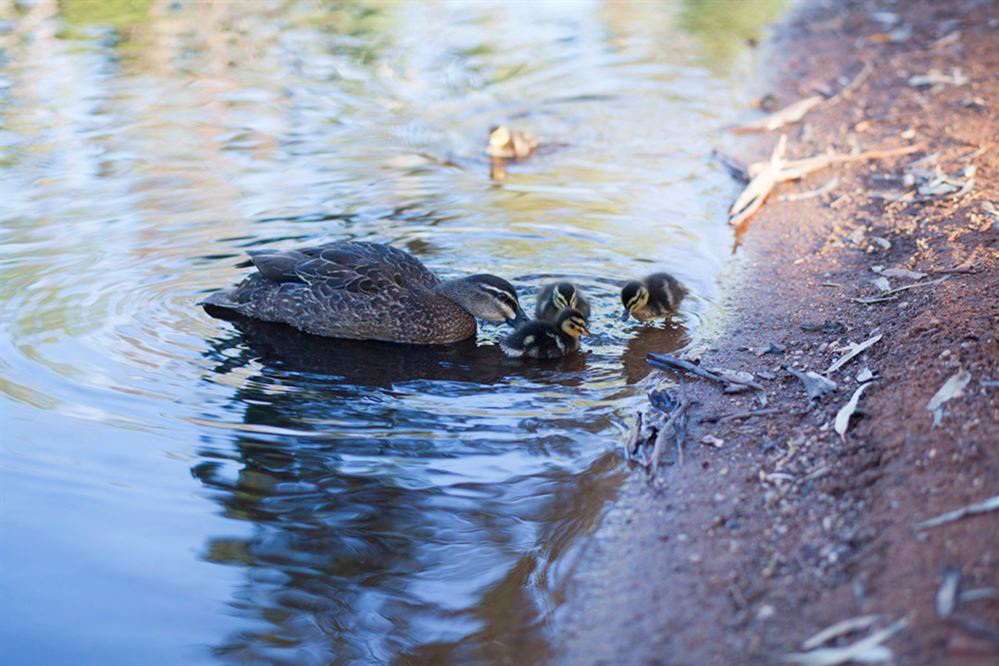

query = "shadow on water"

[
  {"left": 203, "top": 310, "right": 588, "bottom": 388},
  {"left": 194, "top": 316, "right": 621, "bottom": 664}
]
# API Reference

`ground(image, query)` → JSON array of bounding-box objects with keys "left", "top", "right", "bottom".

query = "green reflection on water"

[
  {"left": 58, "top": 0, "right": 153, "bottom": 28},
  {"left": 681, "top": 0, "right": 786, "bottom": 66}
]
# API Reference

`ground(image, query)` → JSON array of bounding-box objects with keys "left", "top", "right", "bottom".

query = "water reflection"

[
  {"left": 0, "top": 0, "right": 778, "bottom": 663},
  {"left": 207, "top": 313, "right": 588, "bottom": 387},
  {"left": 196, "top": 321, "right": 621, "bottom": 664}
]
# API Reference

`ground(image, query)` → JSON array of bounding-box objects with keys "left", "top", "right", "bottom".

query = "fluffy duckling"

[
  {"left": 620, "top": 273, "right": 687, "bottom": 322},
  {"left": 500, "top": 308, "right": 590, "bottom": 359},
  {"left": 487, "top": 125, "right": 539, "bottom": 160},
  {"left": 535, "top": 281, "right": 591, "bottom": 322}
]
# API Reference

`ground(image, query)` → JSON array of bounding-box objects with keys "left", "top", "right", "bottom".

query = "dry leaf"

[
  {"left": 936, "top": 568, "right": 960, "bottom": 618},
  {"left": 878, "top": 267, "right": 927, "bottom": 280},
  {"left": 827, "top": 334, "right": 882, "bottom": 374},
  {"left": 926, "top": 369, "right": 971, "bottom": 426},
  {"left": 784, "top": 365, "right": 838, "bottom": 400},
  {"left": 835, "top": 383, "right": 870, "bottom": 441},
  {"left": 784, "top": 618, "right": 907, "bottom": 665}
]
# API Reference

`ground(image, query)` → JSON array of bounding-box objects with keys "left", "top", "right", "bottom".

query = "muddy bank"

[{"left": 553, "top": 2, "right": 998, "bottom": 665}]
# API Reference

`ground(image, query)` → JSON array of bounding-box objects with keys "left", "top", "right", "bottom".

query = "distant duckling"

[
  {"left": 487, "top": 125, "right": 539, "bottom": 160},
  {"left": 620, "top": 273, "right": 687, "bottom": 322},
  {"left": 500, "top": 308, "right": 590, "bottom": 359},
  {"left": 535, "top": 281, "right": 591, "bottom": 322}
]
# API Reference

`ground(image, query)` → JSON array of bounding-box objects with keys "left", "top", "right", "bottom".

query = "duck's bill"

[
  {"left": 507, "top": 308, "right": 530, "bottom": 328},
  {"left": 580, "top": 325, "right": 592, "bottom": 337},
  {"left": 620, "top": 309, "right": 631, "bottom": 322}
]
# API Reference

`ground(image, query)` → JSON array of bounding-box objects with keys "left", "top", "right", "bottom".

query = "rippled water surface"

[{"left": 0, "top": 1, "right": 780, "bottom": 663}]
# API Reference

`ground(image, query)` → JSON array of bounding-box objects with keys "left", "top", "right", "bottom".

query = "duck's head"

[
  {"left": 558, "top": 308, "right": 591, "bottom": 338},
  {"left": 488, "top": 125, "right": 513, "bottom": 151},
  {"left": 441, "top": 274, "right": 529, "bottom": 327},
  {"left": 620, "top": 281, "right": 649, "bottom": 321},
  {"left": 548, "top": 282, "right": 581, "bottom": 313}
]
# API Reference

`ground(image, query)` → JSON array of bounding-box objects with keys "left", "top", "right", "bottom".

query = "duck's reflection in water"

[
  {"left": 619, "top": 322, "right": 689, "bottom": 385},
  {"left": 205, "top": 309, "right": 588, "bottom": 388},
  {"left": 194, "top": 316, "right": 620, "bottom": 664}
]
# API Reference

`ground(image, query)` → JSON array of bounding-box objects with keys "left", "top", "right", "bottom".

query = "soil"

[{"left": 552, "top": 1, "right": 999, "bottom": 664}]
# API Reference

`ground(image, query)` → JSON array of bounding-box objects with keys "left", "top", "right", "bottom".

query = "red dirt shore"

[{"left": 553, "top": 1, "right": 998, "bottom": 664}]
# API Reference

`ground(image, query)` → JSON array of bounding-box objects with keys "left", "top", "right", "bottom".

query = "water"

[{"left": 0, "top": 1, "right": 781, "bottom": 663}]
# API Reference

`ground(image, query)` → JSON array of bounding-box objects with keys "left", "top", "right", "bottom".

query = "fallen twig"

[
  {"left": 930, "top": 266, "right": 977, "bottom": 275},
  {"left": 959, "top": 588, "right": 999, "bottom": 603},
  {"left": 801, "top": 614, "right": 880, "bottom": 650},
  {"left": 946, "top": 616, "right": 999, "bottom": 646},
  {"left": 650, "top": 399, "right": 691, "bottom": 474},
  {"left": 730, "top": 135, "right": 788, "bottom": 226},
  {"left": 625, "top": 412, "right": 644, "bottom": 458},
  {"left": 908, "top": 67, "right": 968, "bottom": 88},
  {"left": 672, "top": 401, "right": 691, "bottom": 470},
  {"left": 732, "top": 62, "right": 871, "bottom": 135},
  {"left": 779, "top": 176, "right": 839, "bottom": 202},
  {"left": 823, "top": 62, "right": 873, "bottom": 107},
  {"left": 731, "top": 96, "right": 823, "bottom": 133},
  {"left": 915, "top": 494, "right": 999, "bottom": 531},
  {"left": 729, "top": 140, "right": 921, "bottom": 226},
  {"left": 712, "top": 150, "right": 750, "bottom": 180},
  {"left": 647, "top": 353, "right": 765, "bottom": 391},
  {"left": 826, "top": 333, "right": 882, "bottom": 374},
  {"left": 784, "top": 618, "right": 907, "bottom": 666},
  {"left": 853, "top": 275, "right": 950, "bottom": 304},
  {"left": 701, "top": 408, "right": 781, "bottom": 423},
  {"left": 874, "top": 267, "right": 926, "bottom": 280}
]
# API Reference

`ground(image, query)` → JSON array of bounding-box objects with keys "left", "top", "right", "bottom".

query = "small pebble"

[{"left": 757, "top": 604, "right": 776, "bottom": 620}]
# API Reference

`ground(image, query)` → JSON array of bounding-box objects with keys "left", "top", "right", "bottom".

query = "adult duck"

[{"left": 203, "top": 241, "right": 529, "bottom": 344}]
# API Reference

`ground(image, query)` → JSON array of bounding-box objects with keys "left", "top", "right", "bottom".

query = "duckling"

[
  {"left": 203, "top": 241, "right": 529, "bottom": 345},
  {"left": 535, "top": 281, "right": 591, "bottom": 322},
  {"left": 620, "top": 272, "right": 687, "bottom": 322},
  {"left": 500, "top": 308, "right": 590, "bottom": 359},
  {"left": 486, "top": 125, "right": 539, "bottom": 160}
]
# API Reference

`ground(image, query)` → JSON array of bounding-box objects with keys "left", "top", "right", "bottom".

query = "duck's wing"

[
  {"left": 647, "top": 273, "right": 686, "bottom": 309},
  {"left": 244, "top": 250, "right": 309, "bottom": 282},
  {"left": 534, "top": 283, "right": 556, "bottom": 320},
  {"left": 248, "top": 242, "right": 438, "bottom": 293},
  {"left": 575, "top": 291, "right": 592, "bottom": 319}
]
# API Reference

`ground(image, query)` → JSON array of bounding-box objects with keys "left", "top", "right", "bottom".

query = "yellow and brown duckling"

[
  {"left": 535, "top": 281, "right": 591, "bottom": 322},
  {"left": 620, "top": 272, "right": 687, "bottom": 322},
  {"left": 500, "top": 308, "right": 590, "bottom": 359},
  {"left": 487, "top": 125, "right": 539, "bottom": 160}
]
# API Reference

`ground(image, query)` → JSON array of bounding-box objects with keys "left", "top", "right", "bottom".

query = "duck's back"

[{"left": 203, "top": 242, "right": 476, "bottom": 344}]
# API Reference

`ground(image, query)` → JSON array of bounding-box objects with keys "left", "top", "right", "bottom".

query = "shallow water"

[{"left": 0, "top": 1, "right": 780, "bottom": 663}]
